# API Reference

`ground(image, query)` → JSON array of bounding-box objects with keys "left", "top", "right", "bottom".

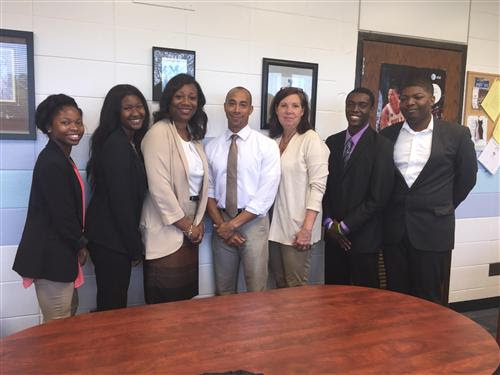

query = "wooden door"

[
  {"left": 355, "top": 33, "right": 467, "bottom": 304},
  {"left": 356, "top": 32, "right": 467, "bottom": 129}
]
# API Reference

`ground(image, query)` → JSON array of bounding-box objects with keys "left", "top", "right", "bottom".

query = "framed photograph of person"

[
  {"left": 152, "top": 47, "right": 196, "bottom": 101},
  {"left": 261, "top": 58, "right": 318, "bottom": 129},
  {"left": 376, "top": 63, "right": 446, "bottom": 132},
  {"left": 0, "top": 29, "right": 36, "bottom": 140}
]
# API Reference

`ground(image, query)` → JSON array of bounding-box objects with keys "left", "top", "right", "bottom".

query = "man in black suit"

[
  {"left": 323, "top": 87, "right": 395, "bottom": 287},
  {"left": 380, "top": 76, "right": 477, "bottom": 304}
]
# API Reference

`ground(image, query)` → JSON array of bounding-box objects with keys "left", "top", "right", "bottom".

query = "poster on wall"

[
  {"left": 0, "top": 29, "right": 36, "bottom": 140},
  {"left": 376, "top": 63, "right": 446, "bottom": 132},
  {"left": 152, "top": 47, "right": 195, "bottom": 101}
]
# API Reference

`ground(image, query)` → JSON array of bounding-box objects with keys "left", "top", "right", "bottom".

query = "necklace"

[{"left": 279, "top": 131, "right": 296, "bottom": 154}]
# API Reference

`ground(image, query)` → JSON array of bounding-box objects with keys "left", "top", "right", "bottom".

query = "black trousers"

[
  {"left": 383, "top": 233, "right": 450, "bottom": 305},
  {"left": 324, "top": 238, "right": 379, "bottom": 288},
  {"left": 89, "top": 244, "right": 132, "bottom": 311}
]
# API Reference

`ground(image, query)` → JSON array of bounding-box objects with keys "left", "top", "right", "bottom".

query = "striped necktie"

[{"left": 343, "top": 138, "right": 354, "bottom": 165}]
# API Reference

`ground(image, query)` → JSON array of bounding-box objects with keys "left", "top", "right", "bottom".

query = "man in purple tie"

[{"left": 322, "top": 87, "right": 395, "bottom": 287}]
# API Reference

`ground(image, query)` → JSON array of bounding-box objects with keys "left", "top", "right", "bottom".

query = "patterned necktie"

[
  {"left": 226, "top": 134, "right": 238, "bottom": 217},
  {"left": 343, "top": 138, "right": 354, "bottom": 165}
]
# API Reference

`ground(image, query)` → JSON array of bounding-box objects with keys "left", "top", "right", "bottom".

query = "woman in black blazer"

[
  {"left": 86, "top": 84, "right": 149, "bottom": 311},
  {"left": 13, "top": 94, "right": 88, "bottom": 323}
]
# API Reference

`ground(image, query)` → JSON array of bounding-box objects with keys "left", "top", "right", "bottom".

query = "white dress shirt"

[
  {"left": 179, "top": 135, "right": 204, "bottom": 196},
  {"left": 205, "top": 125, "right": 281, "bottom": 216},
  {"left": 394, "top": 117, "right": 434, "bottom": 188}
]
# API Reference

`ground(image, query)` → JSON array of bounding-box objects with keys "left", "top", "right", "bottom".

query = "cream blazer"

[
  {"left": 140, "top": 119, "right": 209, "bottom": 260},
  {"left": 268, "top": 130, "right": 330, "bottom": 246}
]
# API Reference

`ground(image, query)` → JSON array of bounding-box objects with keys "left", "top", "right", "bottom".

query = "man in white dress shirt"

[
  {"left": 380, "top": 76, "right": 477, "bottom": 305},
  {"left": 205, "top": 87, "right": 281, "bottom": 295}
]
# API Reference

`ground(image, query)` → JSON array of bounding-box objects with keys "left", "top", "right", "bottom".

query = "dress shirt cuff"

[
  {"left": 323, "top": 217, "right": 333, "bottom": 230},
  {"left": 207, "top": 188, "right": 215, "bottom": 198},
  {"left": 340, "top": 221, "right": 350, "bottom": 234},
  {"left": 244, "top": 204, "right": 264, "bottom": 217}
]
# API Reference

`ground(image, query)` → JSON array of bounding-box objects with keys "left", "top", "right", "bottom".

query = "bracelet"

[
  {"left": 184, "top": 224, "right": 194, "bottom": 239},
  {"left": 336, "top": 222, "right": 344, "bottom": 236}
]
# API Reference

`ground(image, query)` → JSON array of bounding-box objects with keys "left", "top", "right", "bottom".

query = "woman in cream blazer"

[
  {"left": 268, "top": 87, "right": 330, "bottom": 288},
  {"left": 141, "top": 74, "right": 209, "bottom": 304}
]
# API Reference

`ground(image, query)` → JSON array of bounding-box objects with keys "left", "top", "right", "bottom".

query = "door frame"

[{"left": 355, "top": 31, "right": 468, "bottom": 122}]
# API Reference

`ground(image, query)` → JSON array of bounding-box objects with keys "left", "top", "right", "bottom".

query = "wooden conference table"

[{"left": 1, "top": 285, "right": 498, "bottom": 374}]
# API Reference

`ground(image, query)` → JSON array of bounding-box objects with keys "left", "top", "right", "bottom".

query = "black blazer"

[
  {"left": 323, "top": 126, "right": 395, "bottom": 253},
  {"left": 379, "top": 119, "right": 477, "bottom": 252},
  {"left": 13, "top": 140, "right": 86, "bottom": 282},
  {"left": 85, "top": 127, "right": 147, "bottom": 260}
]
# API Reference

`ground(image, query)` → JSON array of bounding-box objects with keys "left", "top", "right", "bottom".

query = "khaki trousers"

[
  {"left": 34, "top": 279, "right": 78, "bottom": 323},
  {"left": 269, "top": 240, "right": 313, "bottom": 287},
  {"left": 212, "top": 213, "right": 269, "bottom": 295}
]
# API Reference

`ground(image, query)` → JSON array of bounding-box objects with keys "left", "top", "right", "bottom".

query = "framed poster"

[
  {"left": 0, "top": 29, "right": 36, "bottom": 140},
  {"left": 463, "top": 71, "right": 499, "bottom": 150},
  {"left": 261, "top": 58, "right": 318, "bottom": 129},
  {"left": 356, "top": 32, "right": 467, "bottom": 132},
  {"left": 152, "top": 47, "right": 195, "bottom": 101},
  {"left": 376, "top": 63, "right": 446, "bottom": 131}
]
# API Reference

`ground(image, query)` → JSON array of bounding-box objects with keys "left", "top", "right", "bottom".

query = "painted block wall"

[{"left": 1, "top": 0, "right": 498, "bottom": 337}]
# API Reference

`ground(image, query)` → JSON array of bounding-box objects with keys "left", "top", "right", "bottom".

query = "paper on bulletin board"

[
  {"left": 493, "top": 120, "right": 500, "bottom": 144},
  {"left": 481, "top": 79, "right": 500, "bottom": 125},
  {"left": 478, "top": 137, "right": 500, "bottom": 174}
]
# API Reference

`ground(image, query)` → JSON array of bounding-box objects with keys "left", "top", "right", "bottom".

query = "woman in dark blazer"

[
  {"left": 13, "top": 94, "right": 88, "bottom": 323},
  {"left": 85, "top": 84, "right": 149, "bottom": 311}
]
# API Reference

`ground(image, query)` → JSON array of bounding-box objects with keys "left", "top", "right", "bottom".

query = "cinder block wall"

[{"left": 1, "top": 0, "right": 498, "bottom": 337}]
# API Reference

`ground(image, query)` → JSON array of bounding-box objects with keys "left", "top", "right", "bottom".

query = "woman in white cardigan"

[
  {"left": 268, "top": 87, "right": 330, "bottom": 288},
  {"left": 141, "top": 74, "right": 208, "bottom": 303}
]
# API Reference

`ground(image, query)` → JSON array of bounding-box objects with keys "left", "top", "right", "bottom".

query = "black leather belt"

[{"left": 189, "top": 196, "right": 200, "bottom": 201}]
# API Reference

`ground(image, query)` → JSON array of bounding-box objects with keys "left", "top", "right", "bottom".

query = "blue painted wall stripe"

[
  {"left": 0, "top": 170, "right": 88, "bottom": 210},
  {"left": 456, "top": 192, "right": 500, "bottom": 219},
  {"left": 0, "top": 140, "right": 35, "bottom": 170},
  {"left": 0, "top": 171, "right": 32, "bottom": 209},
  {"left": 472, "top": 163, "right": 500, "bottom": 194},
  {"left": 0, "top": 208, "right": 27, "bottom": 246}
]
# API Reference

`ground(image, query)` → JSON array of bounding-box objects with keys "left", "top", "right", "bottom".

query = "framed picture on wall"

[
  {"left": 376, "top": 63, "right": 447, "bottom": 132},
  {"left": 260, "top": 58, "right": 318, "bottom": 129},
  {"left": 0, "top": 29, "right": 36, "bottom": 140},
  {"left": 152, "top": 47, "right": 195, "bottom": 101}
]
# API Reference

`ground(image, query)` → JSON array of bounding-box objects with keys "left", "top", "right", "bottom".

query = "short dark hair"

[
  {"left": 87, "top": 84, "right": 150, "bottom": 189},
  {"left": 226, "top": 86, "right": 252, "bottom": 106},
  {"left": 346, "top": 87, "right": 375, "bottom": 108},
  {"left": 400, "top": 75, "right": 433, "bottom": 95},
  {"left": 35, "top": 94, "right": 82, "bottom": 134},
  {"left": 269, "top": 87, "right": 312, "bottom": 139},
  {"left": 153, "top": 73, "right": 207, "bottom": 140}
]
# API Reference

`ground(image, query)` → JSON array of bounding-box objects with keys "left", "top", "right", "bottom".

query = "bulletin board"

[{"left": 463, "top": 71, "right": 499, "bottom": 150}]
